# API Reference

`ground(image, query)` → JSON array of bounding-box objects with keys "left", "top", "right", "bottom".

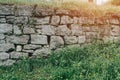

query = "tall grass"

[{"left": 0, "top": 42, "right": 120, "bottom": 80}]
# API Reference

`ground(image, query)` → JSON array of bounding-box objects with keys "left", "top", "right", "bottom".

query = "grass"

[
  {"left": 0, "top": 0, "right": 120, "bottom": 17},
  {"left": 0, "top": 41, "right": 120, "bottom": 80}
]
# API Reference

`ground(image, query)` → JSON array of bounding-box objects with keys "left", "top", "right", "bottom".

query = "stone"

[
  {"left": 0, "top": 59, "right": 15, "bottom": 66},
  {"left": 16, "top": 5, "right": 33, "bottom": 16},
  {"left": 24, "top": 44, "right": 42, "bottom": 50},
  {"left": 51, "top": 16, "right": 60, "bottom": 25},
  {"left": 86, "top": 32, "right": 98, "bottom": 39},
  {"left": 56, "top": 25, "right": 71, "bottom": 36},
  {"left": 0, "top": 40, "right": 5, "bottom": 44},
  {"left": 0, "top": 18, "right": 6, "bottom": 23},
  {"left": 14, "top": 17, "right": 28, "bottom": 24},
  {"left": 6, "top": 16, "right": 15, "bottom": 24},
  {"left": 71, "top": 24, "right": 83, "bottom": 36},
  {"left": 0, "top": 34, "right": 5, "bottom": 39},
  {"left": 50, "top": 36, "right": 64, "bottom": 49},
  {"left": 56, "top": 9, "right": 70, "bottom": 15},
  {"left": 0, "top": 5, "right": 14, "bottom": 15},
  {"left": 0, "top": 24, "right": 12, "bottom": 34},
  {"left": 36, "top": 29, "right": 42, "bottom": 34},
  {"left": 33, "top": 48, "right": 51, "bottom": 56},
  {"left": 10, "top": 52, "right": 28, "bottom": 59},
  {"left": 78, "top": 36, "right": 86, "bottom": 44},
  {"left": 73, "top": 17, "right": 79, "bottom": 24},
  {"left": 111, "top": 25, "right": 120, "bottom": 36},
  {"left": 13, "top": 25, "right": 22, "bottom": 35},
  {"left": 60, "top": 16, "right": 73, "bottom": 24},
  {"left": 35, "top": 17, "right": 50, "bottom": 24},
  {"left": 23, "top": 27, "right": 35, "bottom": 34},
  {"left": 9, "top": 35, "right": 29, "bottom": 44},
  {"left": 64, "top": 36, "right": 78, "bottom": 45},
  {"left": 0, "top": 52, "right": 9, "bottom": 60},
  {"left": 16, "top": 45, "right": 22, "bottom": 51},
  {"left": 41, "top": 25, "right": 55, "bottom": 35},
  {"left": 22, "top": 50, "right": 34, "bottom": 53},
  {"left": 110, "top": 18, "right": 119, "bottom": 24},
  {"left": 83, "top": 27, "right": 91, "bottom": 32},
  {"left": 0, "top": 43, "right": 15, "bottom": 52},
  {"left": 31, "top": 35, "right": 48, "bottom": 45}
]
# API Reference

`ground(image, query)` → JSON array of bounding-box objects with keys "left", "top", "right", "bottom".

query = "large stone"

[
  {"left": 110, "top": 18, "right": 119, "bottom": 24},
  {"left": 71, "top": 24, "right": 83, "bottom": 36},
  {"left": 0, "top": 24, "right": 12, "bottom": 34},
  {"left": 0, "top": 52, "right": 9, "bottom": 60},
  {"left": 14, "top": 17, "right": 28, "bottom": 24},
  {"left": 0, "top": 5, "right": 14, "bottom": 15},
  {"left": 64, "top": 36, "right": 78, "bottom": 45},
  {"left": 10, "top": 52, "right": 28, "bottom": 59},
  {"left": 50, "top": 36, "right": 64, "bottom": 49},
  {"left": 111, "top": 25, "right": 120, "bottom": 36},
  {"left": 23, "top": 27, "right": 35, "bottom": 34},
  {"left": 51, "top": 16, "right": 60, "bottom": 25},
  {"left": 0, "top": 43, "right": 15, "bottom": 52},
  {"left": 78, "top": 36, "right": 86, "bottom": 44},
  {"left": 13, "top": 25, "right": 22, "bottom": 35},
  {"left": 24, "top": 44, "right": 42, "bottom": 50},
  {"left": 0, "top": 59, "right": 15, "bottom": 66},
  {"left": 35, "top": 17, "right": 50, "bottom": 24},
  {"left": 0, "top": 34, "right": 5, "bottom": 40},
  {"left": 33, "top": 48, "right": 51, "bottom": 56},
  {"left": 31, "top": 35, "right": 48, "bottom": 45},
  {"left": 15, "top": 5, "right": 33, "bottom": 16},
  {"left": 60, "top": 16, "right": 73, "bottom": 24},
  {"left": 56, "top": 25, "right": 71, "bottom": 36},
  {"left": 41, "top": 25, "right": 55, "bottom": 35},
  {"left": 9, "top": 35, "right": 29, "bottom": 44}
]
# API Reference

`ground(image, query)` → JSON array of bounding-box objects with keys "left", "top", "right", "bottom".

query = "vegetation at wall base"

[{"left": 0, "top": 41, "right": 120, "bottom": 80}]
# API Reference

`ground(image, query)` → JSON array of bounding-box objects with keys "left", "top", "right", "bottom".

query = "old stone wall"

[{"left": 0, "top": 4, "right": 120, "bottom": 66}]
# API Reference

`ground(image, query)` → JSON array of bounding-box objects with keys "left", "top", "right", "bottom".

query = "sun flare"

[{"left": 96, "top": 0, "right": 109, "bottom": 5}]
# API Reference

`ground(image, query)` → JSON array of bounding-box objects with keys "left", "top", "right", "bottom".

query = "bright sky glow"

[{"left": 96, "top": 0, "right": 109, "bottom": 5}]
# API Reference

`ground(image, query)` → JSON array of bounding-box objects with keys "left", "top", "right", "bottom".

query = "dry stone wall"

[{"left": 0, "top": 4, "right": 120, "bottom": 66}]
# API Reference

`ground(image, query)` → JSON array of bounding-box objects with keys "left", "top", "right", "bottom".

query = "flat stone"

[
  {"left": 0, "top": 59, "right": 15, "bottom": 66},
  {"left": 0, "top": 34, "right": 5, "bottom": 40},
  {"left": 56, "top": 25, "right": 71, "bottom": 36},
  {"left": 22, "top": 50, "right": 34, "bottom": 53},
  {"left": 24, "top": 44, "right": 42, "bottom": 50},
  {"left": 110, "top": 18, "right": 119, "bottom": 24},
  {"left": 56, "top": 9, "right": 70, "bottom": 15},
  {"left": 16, "top": 45, "right": 22, "bottom": 51},
  {"left": 6, "top": 16, "right": 15, "bottom": 24},
  {"left": 0, "top": 24, "right": 12, "bottom": 34},
  {"left": 13, "top": 25, "right": 22, "bottom": 35},
  {"left": 23, "top": 27, "right": 35, "bottom": 34},
  {"left": 64, "top": 36, "right": 78, "bottom": 45},
  {"left": 9, "top": 35, "right": 29, "bottom": 44},
  {"left": 86, "top": 32, "right": 98, "bottom": 39},
  {"left": 51, "top": 16, "right": 60, "bottom": 25},
  {"left": 33, "top": 48, "right": 51, "bottom": 57},
  {"left": 10, "top": 52, "right": 28, "bottom": 59},
  {"left": 41, "top": 25, "right": 55, "bottom": 35},
  {"left": 31, "top": 35, "right": 48, "bottom": 45},
  {"left": 35, "top": 17, "right": 50, "bottom": 25},
  {"left": 50, "top": 36, "right": 64, "bottom": 49},
  {"left": 60, "top": 16, "right": 73, "bottom": 24},
  {"left": 0, "top": 18, "right": 6, "bottom": 23},
  {"left": 0, "top": 43, "right": 15, "bottom": 52},
  {"left": 0, "top": 5, "right": 14, "bottom": 16},
  {"left": 111, "top": 25, "right": 120, "bottom": 36},
  {"left": 14, "top": 17, "right": 28, "bottom": 24},
  {"left": 0, "top": 52, "right": 9, "bottom": 60},
  {"left": 78, "top": 36, "right": 86, "bottom": 44},
  {"left": 71, "top": 24, "right": 83, "bottom": 36},
  {"left": 0, "top": 40, "right": 5, "bottom": 44}
]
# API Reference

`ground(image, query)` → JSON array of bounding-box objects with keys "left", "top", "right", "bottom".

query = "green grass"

[
  {"left": 0, "top": 42, "right": 120, "bottom": 80},
  {"left": 0, "top": 0, "right": 120, "bottom": 17}
]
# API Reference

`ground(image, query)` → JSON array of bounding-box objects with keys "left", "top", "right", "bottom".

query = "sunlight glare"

[{"left": 96, "top": 0, "right": 108, "bottom": 5}]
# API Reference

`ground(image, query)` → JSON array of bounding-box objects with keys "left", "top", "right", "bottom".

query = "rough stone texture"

[
  {"left": 110, "top": 18, "right": 119, "bottom": 24},
  {"left": 24, "top": 44, "right": 42, "bottom": 50},
  {"left": 51, "top": 16, "right": 60, "bottom": 25},
  {"left": 0, "top": 43, "right": 15, "bottom": 52},
  {"left": 10, "top": 52, "right": 28, "bottom": 59},
  {"left": 6, "top": 16, "right": 15, "bottom": 24},
  {"left": 0, "top": 52, "right": 9, "bottom": 60},
  {"left": 0, "top": 34, "right": 5, "bottom": 39},
  {"left": 16, "top": 45, "right": 22, "bottom": 51},
  {"left": 71, "top": 24, "right": 83, "bottom": 35},
  {"left": 31, "top": 35, "right": 48, "bottom": 45},
  {"left": 111, "top": 25, "right": 120, "bottom": 36},
  {"left": 78, "top": 36, "right": 86, "bottom": 44},
  {"left": 0, "top": 17, "right": 6, "bottom": 23},
  {"left": 35, "top": 17, "right": 50, "bottom": 24},
  {"left": 56, "top": 9, "right": 70, "bottom": 15},
  {"left": 9, "top": 35, "right": 29, "bottom": 44},
  {"left": 41, "top": 25, "right": 55, "bottom": 35},
  {"left": 61, "top": 16, "right": 73, "bottom": 24},
  {"left": 33, "top": 48, "right": 51, "bottom": 56},
  {"left": 14, "top": 17, "right": 28, "bottom": 24},
  {"left": 50, "top": 36, "right": 64, "bottom": 49},
  {"left": 0, "top": 40, "right": 5, "bottom": 44},
  {"left": 23, "top": 27, "right": 35, "bottom": 34},
  {"left": 0, "top": 59, "right": 15, "bottom": 66},
  {"left": 64, "top": 36, "right": 78, "bottom": 45},
  {"left": 56, "top": 25, "right": 71, "bottom": 35},
  {"left": 13, "top": 25, "right": 22, "bottom": 35},
  {"left": 0, "top": 24, "right": 12, "bottom": 34}
]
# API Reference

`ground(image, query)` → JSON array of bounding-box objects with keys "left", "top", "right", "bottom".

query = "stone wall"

[{"left": 0, "top": 4, "right": 120, "bottom": 66}]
